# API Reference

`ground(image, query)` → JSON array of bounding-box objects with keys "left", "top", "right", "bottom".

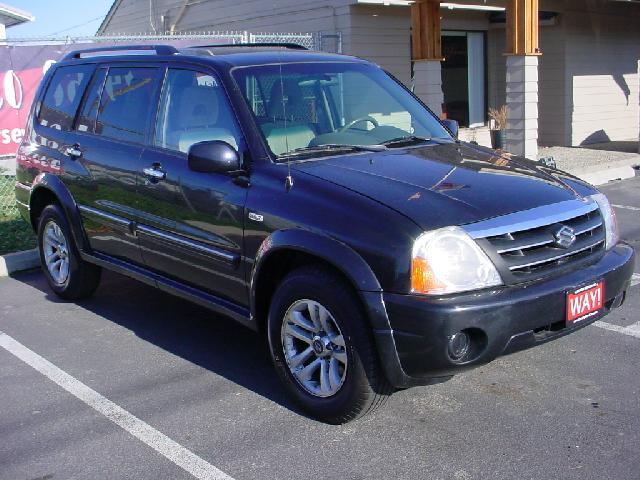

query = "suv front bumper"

[{"left": 368, "top": 243, "right": 635, "bottom": 388}]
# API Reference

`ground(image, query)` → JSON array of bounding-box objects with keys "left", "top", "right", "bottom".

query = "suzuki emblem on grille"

[{"left": 553, "top": 225, "right": 576, "bottom": 249}]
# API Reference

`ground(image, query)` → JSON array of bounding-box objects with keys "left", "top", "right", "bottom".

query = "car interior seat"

[
  {"left": 167, "top": 83, "right": 238, "bottom": 153},
  {"left": 262, "top": 78, "right": 315, "bottom": 155}
]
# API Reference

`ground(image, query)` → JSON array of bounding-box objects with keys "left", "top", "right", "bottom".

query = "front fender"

[
  {"left": 250, "top": 228, "right": 433, "bottom": 388},
  {"left": 251, "top": 228, "right": 382, "bottom": 297},
  {"left": 250, "top": 228, "right": 386, "bottom": 331}
]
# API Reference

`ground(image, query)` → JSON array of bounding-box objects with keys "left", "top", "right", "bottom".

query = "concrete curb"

[
  {"left": 0, "top": 249, "right": 40, "bottom": 277},
  {"left": 554, "top": 158, "right": 638, "bottom": 187},
  {"left": 572, "top": 165, "right": 637, "bottom": 187}
]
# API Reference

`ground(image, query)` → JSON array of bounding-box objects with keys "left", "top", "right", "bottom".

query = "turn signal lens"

[
  {"left": 411, "top": 226, "right": 502, "bottom": 295},
  {"left": 411, "top": 257, "right": 445, "bottom": 293}
]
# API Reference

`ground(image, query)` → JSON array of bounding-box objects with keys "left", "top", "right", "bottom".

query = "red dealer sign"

[{"left": 0, "top": 66, "right": 46, "bottom": 155}]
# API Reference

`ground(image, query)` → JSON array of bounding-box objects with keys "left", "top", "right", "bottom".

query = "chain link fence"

[
  {"left": 0, "top": 31, "right": 342, "bottom": 219},
  {"left": 3, "top": 31, "right": 342, "bottom": 52},
  {"left": 0, "top": 173, "right": 18, "bottom": 218}
]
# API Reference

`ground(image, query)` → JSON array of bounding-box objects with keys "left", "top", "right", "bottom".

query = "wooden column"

[
  {"left": 506, "top": 0, "right": 539, "bottom": 55},
  {"left": 411, "top": 0, "right": 443, "bottom": 116},
  {"left": 411, "top": 0, "right": 442, "bottom": 61},
  {"left": 504, "top": 0, "right": 540, "bottom": 159}
]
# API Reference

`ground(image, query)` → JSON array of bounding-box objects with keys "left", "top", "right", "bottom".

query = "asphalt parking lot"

[{"left": 1, "top": 176, "right": 639, "bottom": 480}]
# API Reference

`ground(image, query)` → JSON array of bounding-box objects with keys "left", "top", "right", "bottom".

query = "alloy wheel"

[
  {"left": 42, "top": 220, "right": 70, "bottom": 285},
  {"left": 281, "top": 299, "right": 348, "bottom": 398}
]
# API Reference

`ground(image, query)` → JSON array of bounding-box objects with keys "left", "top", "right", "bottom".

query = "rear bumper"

[{"left": 367, "top": 243, "right": 635, "bottom": 389}]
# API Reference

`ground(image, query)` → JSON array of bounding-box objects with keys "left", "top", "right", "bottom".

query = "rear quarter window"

[{"left": 38, "top": 65, "right": 95, "bottom": 131}]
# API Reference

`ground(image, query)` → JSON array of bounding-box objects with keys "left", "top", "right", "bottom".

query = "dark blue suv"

[{"left": 15, "top": 44, "right": 634, "bottom": 423}]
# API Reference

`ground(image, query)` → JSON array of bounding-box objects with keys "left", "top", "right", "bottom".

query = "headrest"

[{"left": 176, "top": 86, "right": 219, "bottom": 128}]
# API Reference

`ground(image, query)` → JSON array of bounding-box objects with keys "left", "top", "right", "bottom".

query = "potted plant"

[{"left": 488, "top": 105, "right": 508, "bottom": 150}]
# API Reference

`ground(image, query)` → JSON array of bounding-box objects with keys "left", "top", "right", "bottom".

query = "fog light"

[{"left": 448, "top": 331, "right": 471, "bottom": 361}]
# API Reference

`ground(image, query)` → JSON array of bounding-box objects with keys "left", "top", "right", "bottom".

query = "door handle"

[
  {"left": 65, "top": 144, "right": 82, "bottom": 158},
  {"left": 143, "top": 165, "right": 166, "bottom": 183}
]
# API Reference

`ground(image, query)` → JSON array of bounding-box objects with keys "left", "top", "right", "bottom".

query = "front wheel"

[
  {"left": 267, "top": 265, "right": 391, "bottom": 424},
  {"left": 37, "top": 203, "right": 101, "bottom": 300}
]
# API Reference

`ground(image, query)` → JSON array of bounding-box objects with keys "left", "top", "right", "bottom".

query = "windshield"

[{"left": 233, "top": 62, "right": 451, "bottom": 159}]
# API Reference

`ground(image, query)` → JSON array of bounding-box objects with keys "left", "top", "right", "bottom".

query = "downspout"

[{"left": 170, "top": 0, "right": 190, "bottom": 35}]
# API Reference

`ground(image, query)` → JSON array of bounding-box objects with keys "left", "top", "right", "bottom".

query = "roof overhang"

[
  {"left": 356, "top": 0, "right": 413, "bottom": 5},
  {"left": 356, "top": 0, "right": 505, "bottom": 11},
  {"left": 0, "top": 2, "right": 34, "bottom": 27}
]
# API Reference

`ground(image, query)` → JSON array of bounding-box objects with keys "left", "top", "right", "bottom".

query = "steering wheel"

[{"left": 338, "top": 116, "right": 379, "bottom": 133}]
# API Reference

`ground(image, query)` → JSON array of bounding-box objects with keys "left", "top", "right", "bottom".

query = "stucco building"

[{"left": 98, "top": 0, "right": 640, "bottom": 158}]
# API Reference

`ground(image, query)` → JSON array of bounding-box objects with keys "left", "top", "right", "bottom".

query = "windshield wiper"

[
  {"left": 278, "top": 143, "right": 387, "bottom": 159},
  {"left": 380, "top": 135, "right": 432, "bottom": 147}
]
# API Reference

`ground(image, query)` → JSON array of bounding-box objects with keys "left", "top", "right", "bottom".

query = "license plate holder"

[{"left": 566, "top": 280, "right": 605, "bottom": 324}]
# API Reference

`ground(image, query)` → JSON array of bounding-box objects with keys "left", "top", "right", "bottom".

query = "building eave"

[{"left": 0, "top": 2, "right": 34, "bottom": 27}]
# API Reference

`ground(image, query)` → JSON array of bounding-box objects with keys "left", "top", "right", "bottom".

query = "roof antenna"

[{"left": 278, "top": 60, "right": 294, "bottom": 191}]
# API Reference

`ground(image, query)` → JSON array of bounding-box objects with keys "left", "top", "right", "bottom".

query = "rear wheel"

[
  {"left": 267, "top": 265, "right": 391, "bottom": 424},
  {"left": 37, "top": 204, "right": 101, "bottom": 300}
]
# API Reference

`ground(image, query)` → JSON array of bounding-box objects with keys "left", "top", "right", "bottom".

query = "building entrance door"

[{"left": 441, "top": 31, "right": 486, "bottom": 128}]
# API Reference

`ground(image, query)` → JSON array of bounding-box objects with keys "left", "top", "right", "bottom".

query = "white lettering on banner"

[
  {"left": 1, "top": 70, "right": 23, "bottom": 109},
  {"left": 1, "top": 128, "right": 24, "bottom": 145},
  {"left": 0, "top": 59, "right": 56, "bottom": 114}
]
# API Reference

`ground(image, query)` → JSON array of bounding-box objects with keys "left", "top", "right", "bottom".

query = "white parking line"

[
  {"left": 594, "top": 321, "right": 640, "bottom": 339},
  {"left": 631, "top": 273, "right": 640, "bottom": 287},
  {"left": 0, "top": 331, "right": 234, "bottom": 480},
  {"left": 612, "top": 204, "right": 640, "bottom": 212}
]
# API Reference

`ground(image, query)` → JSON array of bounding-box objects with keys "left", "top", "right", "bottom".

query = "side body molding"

[{"left": 30, "top": 173, "right": 89, "bottom": 252}]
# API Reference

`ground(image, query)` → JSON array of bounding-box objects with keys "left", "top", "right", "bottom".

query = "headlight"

[
  {"left": 590, "top": 193, "right": 619, "bottom": 250},
  {"left": 411, "top": 226, "right": 502, "bottom": 295}
]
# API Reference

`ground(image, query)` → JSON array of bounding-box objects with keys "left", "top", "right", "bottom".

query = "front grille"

[{"left": 464, "top": 199, "right": 606, "bottom": 282}]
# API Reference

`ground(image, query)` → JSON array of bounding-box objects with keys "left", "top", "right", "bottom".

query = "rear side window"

[
  {"left": 38, "top": 65, "right": 94, "bottom": 131},
  {"left": 95, "top": 67, "right": 160, "bottom": 144}
]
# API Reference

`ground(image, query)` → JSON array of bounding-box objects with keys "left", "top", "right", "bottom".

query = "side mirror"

[
  {"left": 441, "top": 119, "right": 459, "bottom": 140},
  {"left": 188, "top": 141, "right": 240, "bottom": 174}
]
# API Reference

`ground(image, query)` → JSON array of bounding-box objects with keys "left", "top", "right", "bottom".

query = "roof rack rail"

[
  {"left": 63, "top": 45, "right": 179, "bottom": 60},
  {"left": 187, "top": 42, "right": 308, "bottom": 51}
]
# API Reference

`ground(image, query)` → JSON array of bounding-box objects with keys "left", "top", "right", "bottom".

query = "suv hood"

[{"left": 292, "top": 142, "right": 584, "bottom": 231}]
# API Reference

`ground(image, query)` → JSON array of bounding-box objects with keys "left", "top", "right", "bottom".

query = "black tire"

[
  {"left": 267, "top": 265, "right": 391, "bottom": 424},
  {"left": 37, "top": 203, "right": 101, "bottom": 300}
]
